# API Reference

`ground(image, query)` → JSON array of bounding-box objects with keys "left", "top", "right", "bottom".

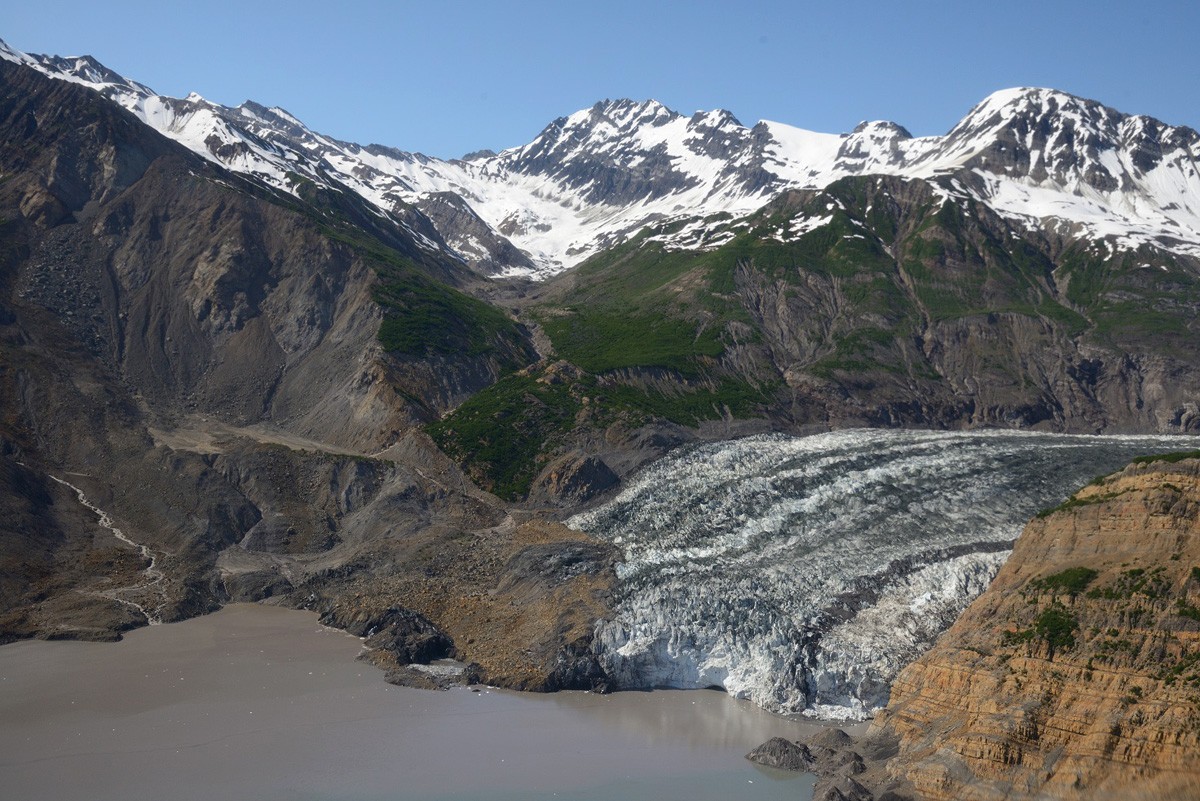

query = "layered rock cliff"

[{"left": 873, "top": 454, "right": 1200, "bottom": 800}]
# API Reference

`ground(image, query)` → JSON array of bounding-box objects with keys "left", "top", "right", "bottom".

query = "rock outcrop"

[
  {"left": 746, "top": 736, "right": 815, "bottom": 771},
  {"left": 871, "top": 455, "right": 1200, "bottom": 799},
  {"left": 747, "top": 728, "right": 913, "bottom": 801}
]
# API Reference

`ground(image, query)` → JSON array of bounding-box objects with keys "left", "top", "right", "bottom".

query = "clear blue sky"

[{"left": 5, "top": 1, "right": 1199, "bottom": 159}]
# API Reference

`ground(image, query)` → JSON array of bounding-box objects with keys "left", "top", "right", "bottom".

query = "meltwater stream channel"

[{"left": 570, "top": 429, "right": 1200, "bottom": 718}]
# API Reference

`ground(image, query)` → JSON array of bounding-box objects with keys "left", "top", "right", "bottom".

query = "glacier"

[{"left": 568, "top": 430, "right": 1200, "bottom": 719}]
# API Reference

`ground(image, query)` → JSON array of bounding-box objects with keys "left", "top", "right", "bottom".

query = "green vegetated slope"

[
  {"left": 426, "top": 364, "right": 773, "bottom": 500},
  {"left": 280, "top": 169, "right": 533, "bottom": 367},
  {"left": 427, "top": 175, "right": 1200, "bottom": 501},
  {"left": 374, "top": 267, "right": 526, "bottom": 360}
]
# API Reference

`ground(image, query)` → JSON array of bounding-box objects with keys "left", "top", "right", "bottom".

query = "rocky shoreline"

[{"left": 747, "top": 729, "right": 913, "bottom": 801}]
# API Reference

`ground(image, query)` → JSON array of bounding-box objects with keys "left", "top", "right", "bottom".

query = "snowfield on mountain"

[{"left": 5, "top": 39, "right": 1198, "bottom": 279}]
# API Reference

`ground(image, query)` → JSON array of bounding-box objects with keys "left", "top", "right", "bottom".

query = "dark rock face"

[
  {"left": 746, "top": 730, "right": 913, "bottom": 801},
  {"left": 745, "top": 737, "right": 814, "bottom": 771},
  {"left": 321, "top": 605, "right": 453, "bottom": 665},
  {"left": 414, "top": 192, "right": 536, "bottom": 277},
  {"left": 499, "top": 542, "right": 613, "bottom": 588},
  {"left": 814, "top": 776, "right": 874, "bottom": 801},
  {"left": 528, "top": 453, "right": 619, "bottom": 506}
]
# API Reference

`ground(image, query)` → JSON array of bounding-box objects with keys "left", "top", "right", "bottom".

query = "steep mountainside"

[
  {"left": 871, "top": 454, "right": 1200, "bottom": 800},
  {"left": 433, "top": 174, "right": 1200, "bottom": 499},
  {"left": 0, "top": 56, "right": 610, "bottom": 689},
  {"left": 4, "top": 36, "right": 1200, "bottom": 739}
]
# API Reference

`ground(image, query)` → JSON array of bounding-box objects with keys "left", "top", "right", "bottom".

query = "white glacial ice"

[{"left": 569, "top": 429, "right": 1200, "bottom": 718}]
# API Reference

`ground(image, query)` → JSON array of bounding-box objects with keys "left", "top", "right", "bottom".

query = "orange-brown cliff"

[{"left": 873, "top": 455, "right": 1200, "bottom": 800}]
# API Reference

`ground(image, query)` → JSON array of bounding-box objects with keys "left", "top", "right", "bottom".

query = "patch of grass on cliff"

[
  {"left": 1001, "top": 628, "right": 1035, "bottom": 646},
  {"left": 1035, "top": 495, "right": 1086, "bottom": 518},
  {"left": 426, "top": 367, "right": 776, "bottom": 500},
  {"left": 1093, "top": 302, "right": 1192, "bottom": 342},
  {"left": 1035, "top": 488, "right": 1131, "bottom": 519},
  {"left": 535, "top": 227, "right": 752, "bottom": 377},
  {"left": 1059, "top": 248, "right": 1112, "bottom": 309},
  {"left": 1087, "top": 567, "right": 1171, "bottom": 600},
  {"left": 1003, "top": 605, "right": 1079, "bottom": 654},
  {"left": 1058, "top": 246, "right": 1199, "bottom": 349},
  {"left": 1131, "top": 450, "right": 1200, "bottom": 466},
  {"left": 1159, "top": 651, "right": 1200, "bottom": 685},
  {"left": 1175, "top": 600, "right": 1200, "bottom": 622},
  {"left": 1030, "top": 567, "right": 1099, "bottom": 596},
  {"left": 741, "top": 208, "right": 897, "bottom": 283},
  {"left": 1034, "top": 604, "right": 1079, "bottom": 651},
  {"left": 600, "top": 379, "right": 777, "bottom": 427},
  {"left": 806, "top": 326, "right": 914, "bottom": 379}
]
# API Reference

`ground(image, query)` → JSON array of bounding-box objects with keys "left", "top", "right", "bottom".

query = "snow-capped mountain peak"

[{"left": 4, "top": 37, "right": 1199, "bottom": 276}]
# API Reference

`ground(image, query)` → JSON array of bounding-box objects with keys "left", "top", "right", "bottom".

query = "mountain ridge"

[{"left": 5, "top": 38, "right": 1197, "bottom": 280}]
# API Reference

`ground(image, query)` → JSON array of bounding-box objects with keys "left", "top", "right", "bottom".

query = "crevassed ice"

[{"left": 569, "top": 429, "right": 1200, "bottom": 719}]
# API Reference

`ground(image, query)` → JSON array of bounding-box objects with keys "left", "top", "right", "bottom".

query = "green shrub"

[
  {"left": 1176, "top": 601, "right": 1200, "bottom": 622},
  {"left": 539, "top": 310, "right": 724, "bottom": 375},
  {"left": 1034, "top": 605, "right": 1079, "bottom": 652},
  {"left": 1030, "top": 567, "right": 1099, "bottom": 596},
  {"left": 425, "top": 372, "right": 579, "bottom": 500},
  {"left": 1088, "top": 567, "right": 1170, "bottom": 600},
  {"left": 1131, "top": 451, "right": 1200, "bottom": 466}
]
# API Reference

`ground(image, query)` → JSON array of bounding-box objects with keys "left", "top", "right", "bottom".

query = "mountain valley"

[{"left": 2, "top": 35, "right": 1200, "bottom": 799}]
